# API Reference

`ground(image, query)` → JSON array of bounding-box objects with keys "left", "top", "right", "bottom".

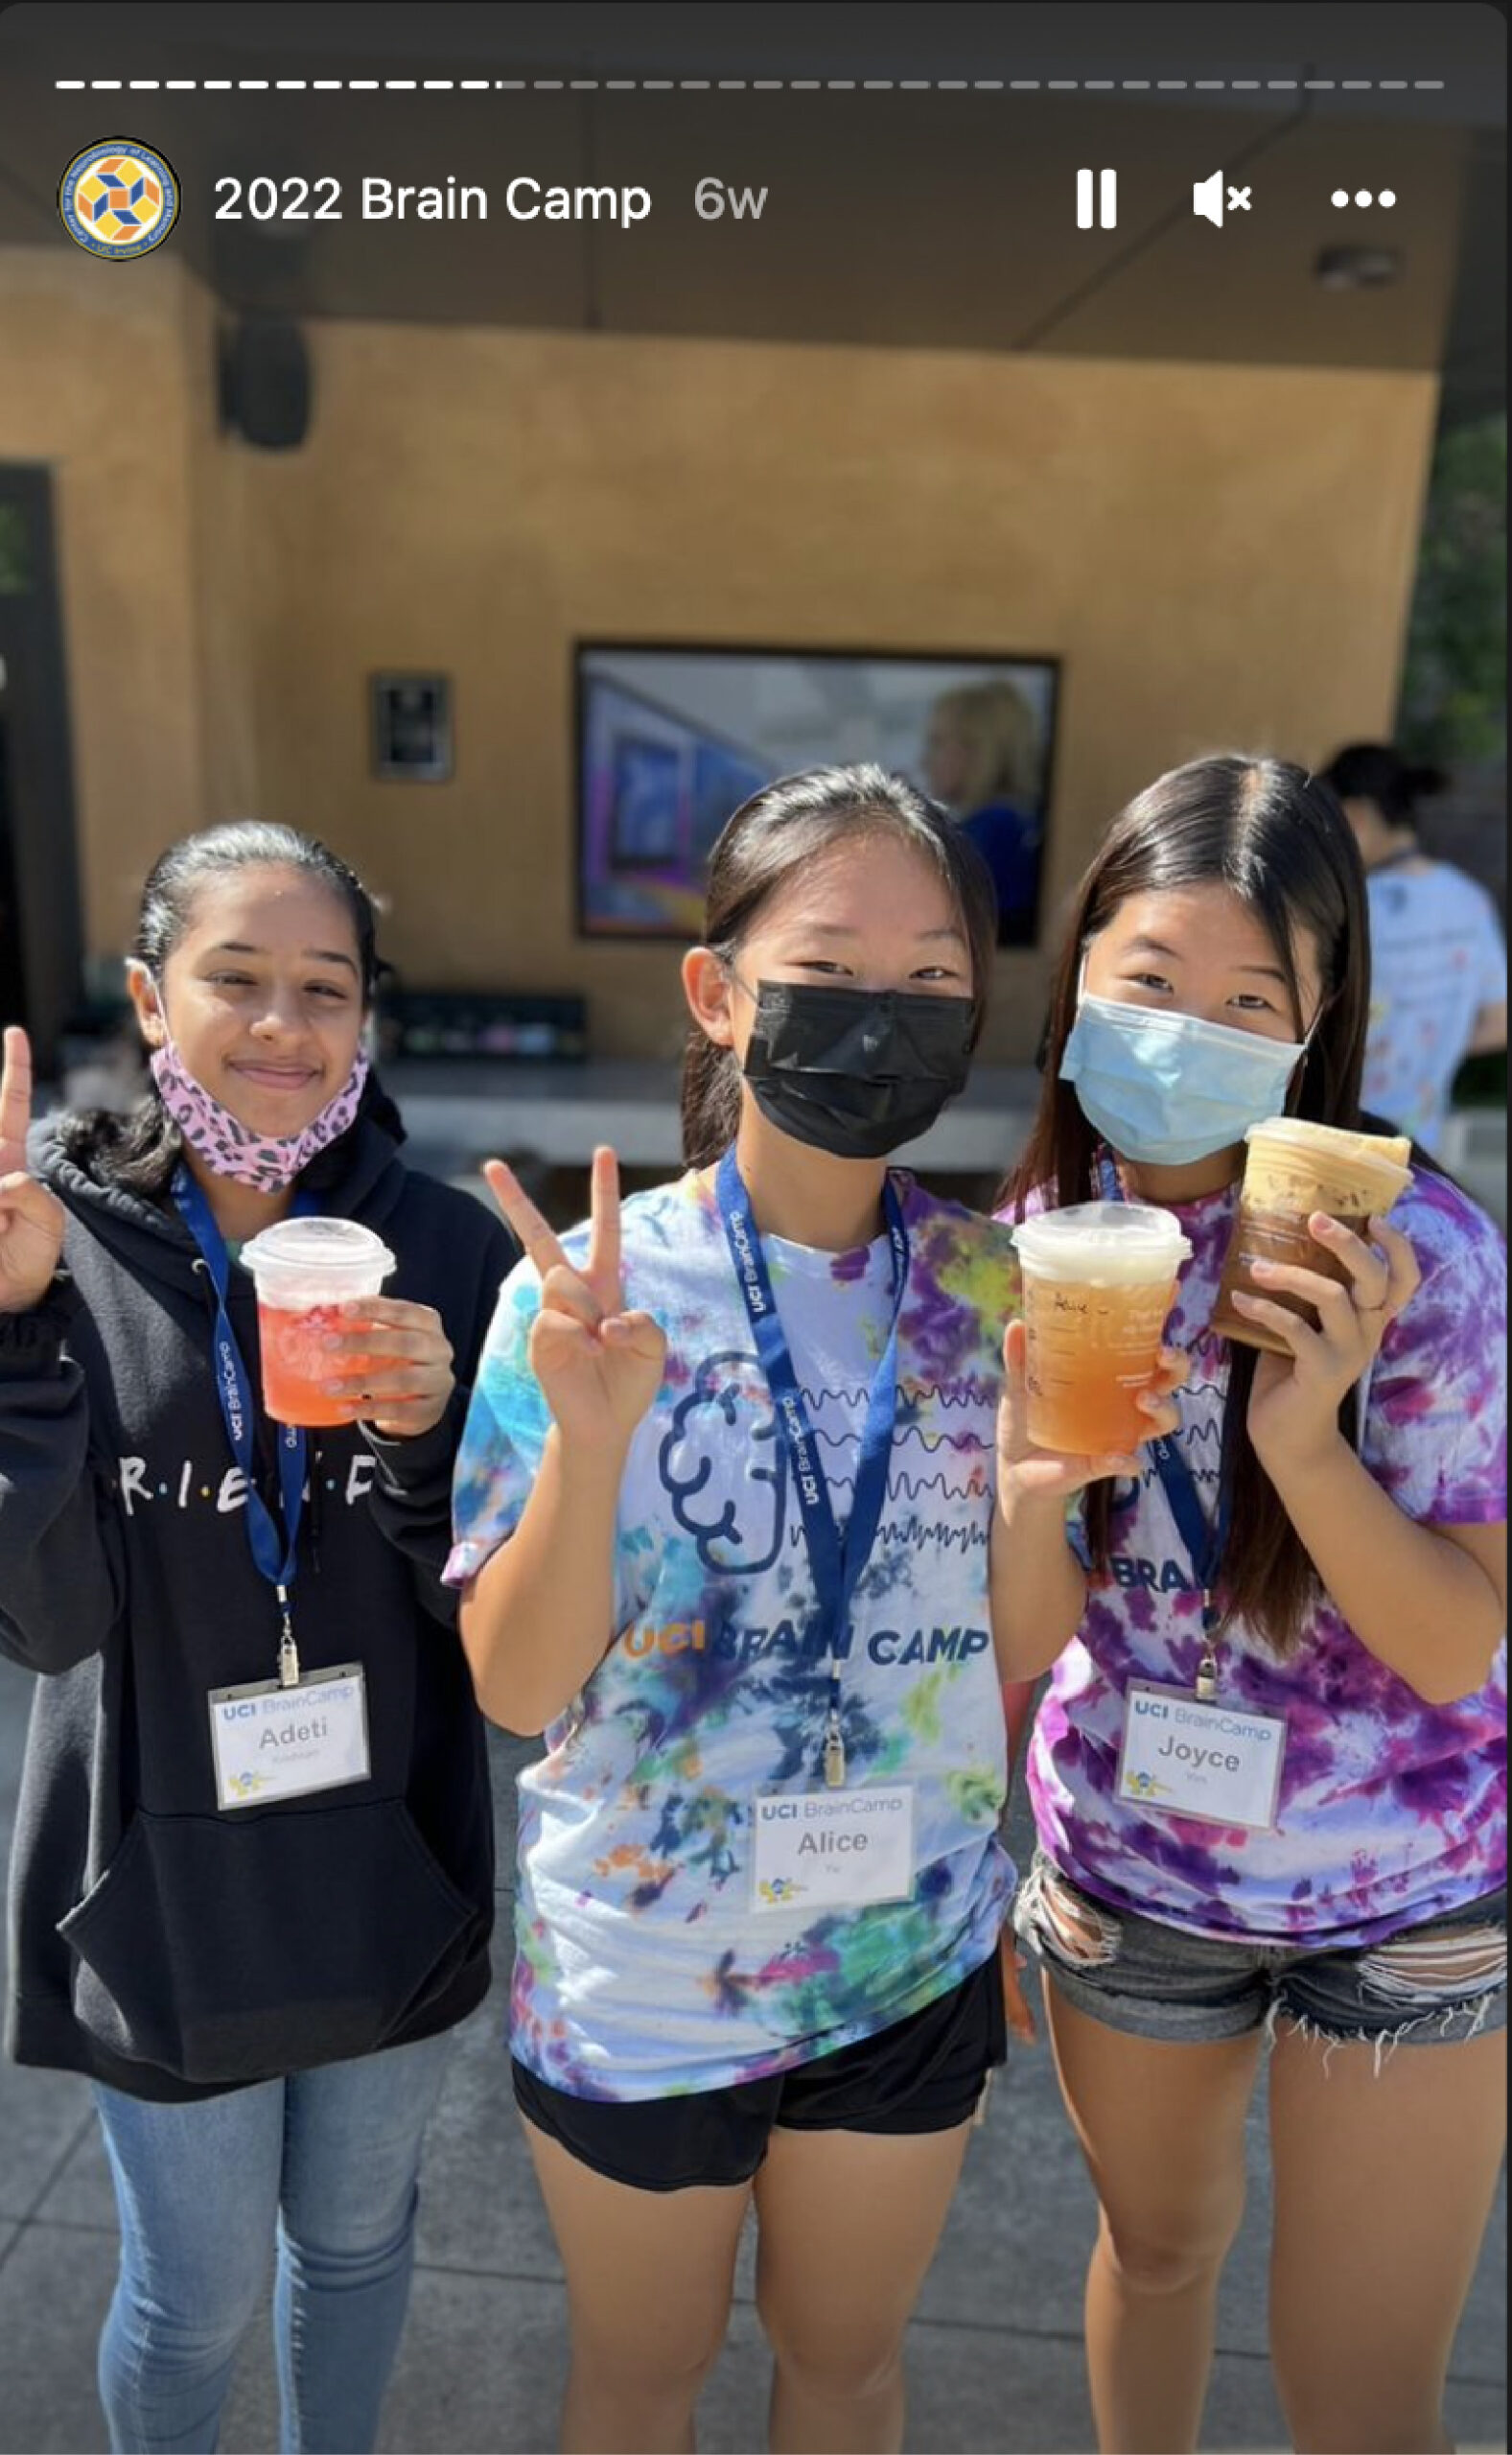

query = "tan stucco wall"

[
  {"left": 2, "top": 246, "right": 1439, "bottom": 1059},
  {"left": 1, "top": 249, "right": 210, "bottom": 954}
]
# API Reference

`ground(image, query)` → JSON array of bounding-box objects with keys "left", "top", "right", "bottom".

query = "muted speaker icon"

[
  {"left": 1194, "top": 171, "right": 1252, "bottom": 225},
  {"left": 1194, "top": 170, "right": 1224, "bottom": 225}
]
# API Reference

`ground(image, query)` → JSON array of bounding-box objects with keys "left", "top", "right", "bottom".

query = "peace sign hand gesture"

[
  {"left": 0, "top": 1027, "right": 67, "bottom": 1316},
  {"left": 484, "top": 1147, "right": 666, "bottom": 1456}
]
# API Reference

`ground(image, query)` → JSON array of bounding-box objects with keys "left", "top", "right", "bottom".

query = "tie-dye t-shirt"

[
  {"left": 446, "top": 1169, "right": 1016, "bottom": 2100},
  {"left": 1000, "top": 1168, "right": 1506, "bottom": 1950}
]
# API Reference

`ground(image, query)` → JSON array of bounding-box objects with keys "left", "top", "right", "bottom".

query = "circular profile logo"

[{"left": 58, "top": 139, "right": 179, "bottom": 259}]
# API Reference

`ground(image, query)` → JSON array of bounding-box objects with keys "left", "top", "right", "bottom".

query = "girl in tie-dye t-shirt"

[
  {"left": 444, "top": 764, "right": 1181, "bottom": 2455},
  {"left": 995, "top": 755, "right": 1506, "bottom": 2455}
]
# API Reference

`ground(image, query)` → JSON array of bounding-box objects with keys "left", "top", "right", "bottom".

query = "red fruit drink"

[
  {"left": 257, "top": 1300, "right": 383, "bottom": 1428},
  {"left": 238, "top": 1217, "right": 396, "bottom": 1429}
]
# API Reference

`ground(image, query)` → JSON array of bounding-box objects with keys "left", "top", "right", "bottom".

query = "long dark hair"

[
  {"left": 998, "top": 755, "right": 1382, "bottom": 1656},
  {"left": 1321, "top": 742, "right": 1447, "bottom": 833},
  {"left": 58, "top": 822, "right": 405, "bottom": 1198},
  {"left": 681, "top": 763, "right": 998, "bottom": 1169}
]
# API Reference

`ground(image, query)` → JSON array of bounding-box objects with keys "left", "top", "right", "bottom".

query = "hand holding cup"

[
  {"left": 1237, "top": 1208, "right": 1421, "bottom": 1474},
  {"left": 997, "top": 1318, "right": 1189, "bottom": 1505},
  {"left": 316, "top": 1297, "right": 456, "bottom": 1438}
]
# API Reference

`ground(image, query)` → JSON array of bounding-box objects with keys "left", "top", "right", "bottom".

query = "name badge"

[
  {"left": 1116, "top": 1681, "right": 1286, "bottom": 1831},
  {"left": 208, "top": 1665, "right": 371, "bottom": 1812},
  {"left": 752, "top": 1784, "right": 916, "bottom": 1914}
]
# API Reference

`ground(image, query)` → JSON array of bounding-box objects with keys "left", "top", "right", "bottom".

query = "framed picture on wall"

[
  {"left": 573, "top": 643, "right": 1060, "bottom": 947},
  {"left": 371, "top": 672, "right": 453, "bottom": 782}
]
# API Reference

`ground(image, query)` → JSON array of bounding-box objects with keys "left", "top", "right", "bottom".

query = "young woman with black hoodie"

[{"left": 0, "top": 824, "right": 514, "bottom": 2454}]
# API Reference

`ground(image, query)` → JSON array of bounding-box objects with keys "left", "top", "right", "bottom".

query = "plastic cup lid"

[
  {"left": 1244, "top": 1115, "right": 1404, "bottom": 1158},
  {"left": 238, "top": 1217, "right": 397, "bottom": 1283},
  {"left": 1012, "top": 1201, "right": 1193, "bottom": 1282},
  {"left": 1243, "top": 1116, "right": 1414, "bottom": 1193}
]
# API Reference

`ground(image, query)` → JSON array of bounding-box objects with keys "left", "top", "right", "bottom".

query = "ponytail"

[{"left": 56, "top": 1096, "right": 183, "bottom": 1198}]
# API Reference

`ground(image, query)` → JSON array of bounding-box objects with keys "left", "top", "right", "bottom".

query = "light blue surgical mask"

[{"left": 1059, "top": 976, "right": 1312, "bottom": 1168}]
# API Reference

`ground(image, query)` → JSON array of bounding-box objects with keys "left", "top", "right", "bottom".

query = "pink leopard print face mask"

[{"left": 151, "top": 1039, "right": 370, "bottom": 1190}]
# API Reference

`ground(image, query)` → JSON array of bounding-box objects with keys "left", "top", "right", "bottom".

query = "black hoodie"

[{"left": 1, "top": 1115, "right": 516, "bottom": 2100}]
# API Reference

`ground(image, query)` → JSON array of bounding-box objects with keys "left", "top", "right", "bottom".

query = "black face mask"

[{"left": 737, "top": 979, "right": 975, "bottom": 1160}]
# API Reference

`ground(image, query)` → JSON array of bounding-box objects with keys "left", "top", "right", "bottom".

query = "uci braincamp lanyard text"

[
  {"left": 715, "top": 1147, "right": 909, "bottom": 1786},
  {"left": 173, "top": 1166, "right": 311, "bottom": 1688},
  {"left": 1096, "top": 1149, "right": 1232, "bottom": 1698}
]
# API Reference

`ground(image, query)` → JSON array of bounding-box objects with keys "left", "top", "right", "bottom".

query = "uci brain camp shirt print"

[{"left": 447, "top": 1170, "right": 1016, "bottom": 2100}]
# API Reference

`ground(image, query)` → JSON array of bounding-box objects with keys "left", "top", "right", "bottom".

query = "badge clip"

[
  {"left": 1196, "top": 1604, "right": 1219, "bottom": 1704},
  {"left": 277, "top": 1586, "right": 300, "bottom": 1690},
  {"left": 823, "top": 1711, "right": 847, "bottom": 1789}
]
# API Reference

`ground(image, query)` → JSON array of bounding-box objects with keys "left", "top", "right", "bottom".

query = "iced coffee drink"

[{"left": 1213, "top": 1118, "right": 1412, "bottom": 1354}]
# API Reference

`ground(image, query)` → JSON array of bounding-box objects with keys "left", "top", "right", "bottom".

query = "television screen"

[{"left": 575, "top": 645, "right": 1059, "bottom": 946}]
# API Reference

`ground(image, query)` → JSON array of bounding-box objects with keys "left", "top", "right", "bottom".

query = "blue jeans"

[{"left": 93, "top": 2030, "right": 454, "bottom": 2455}]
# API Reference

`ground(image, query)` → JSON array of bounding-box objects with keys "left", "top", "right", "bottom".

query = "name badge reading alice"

[
  {"left": 752, "top": 1785, "right": 917, "bottom": 1914},
  {"left": 209, "top": 1665, "right": 371, "bottom": 1812},
  {"left": 1116, "top": 1681, "right": 1286, "bottom": 1831}
]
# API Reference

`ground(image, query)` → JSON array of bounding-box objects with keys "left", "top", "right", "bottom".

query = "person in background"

[
  {"left": 0, "top": 823, "right": 514, "bottom": 2455},
  {"left": 922, "top": 680, "right": 1046, "bottom": 948},
  {"left": 1323, "top": 742, "right": 1507, "bottom": 1157}
]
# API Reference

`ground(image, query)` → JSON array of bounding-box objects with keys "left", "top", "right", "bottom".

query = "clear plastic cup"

[
  {"left": 1012, "top": 1202, "right": 1192, "bottom": 1454},
  {"left": 1212, "top": 1117, "right": 1413, "bottom": 1353},
  {"left": 238, "top": 1217, "right": 397, "bottom": 1427}
]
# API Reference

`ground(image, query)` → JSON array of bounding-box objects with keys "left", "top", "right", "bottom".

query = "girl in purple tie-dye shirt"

[{"left": 996, "top": 757, "right": 1505, "bottom": 2455}]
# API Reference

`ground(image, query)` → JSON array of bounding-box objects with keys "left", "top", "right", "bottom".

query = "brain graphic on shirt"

[{"left": 658, "top": 1350, "right": 785, "bottom": 1574}]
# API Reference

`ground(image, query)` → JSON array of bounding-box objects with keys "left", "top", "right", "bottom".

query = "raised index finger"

[
  {"left": 482, "top": 1159, "right": 570, "bottom": 1281},
  {"left": 585, "top": 1146, "right": 623, "bottom": 1314},
  {"left": 0, "top": 1026, "right": 34, "bottom": 1161}
]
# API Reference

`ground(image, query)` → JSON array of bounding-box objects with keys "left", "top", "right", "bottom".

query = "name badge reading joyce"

[
  {"left": 752, "top": 1784, "right": 916, "bottom": 1914},
  {"left": 1117, "top": 1681, "right": 1286, "bottom": 1831},
  {"left": 208, "top": 1665, "right": 371, "bottom": 1812}
]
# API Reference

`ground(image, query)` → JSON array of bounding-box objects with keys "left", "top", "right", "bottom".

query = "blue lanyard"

[
  {"left": 1094, "top": 1148, "right": 1230, "bottom": 1648},
  {"left": 715, "top": 1148, "right": 909, "bottom": 1782},
  {"left": 173, "top": 1168, "right": 311, "bottom": 1680},
  {"left": 1146, "top": 1432, "right": 1232, "bottom": 1642}
]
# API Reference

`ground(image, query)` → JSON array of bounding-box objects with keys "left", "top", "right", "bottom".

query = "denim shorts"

[{"left": 1013, "top": 1850, "right": 1508, "bottom": 2053}]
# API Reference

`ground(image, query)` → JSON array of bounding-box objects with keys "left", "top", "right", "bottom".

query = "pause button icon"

[{"left": 1077, "top": 168, "right": 1118, "bottom": 229}]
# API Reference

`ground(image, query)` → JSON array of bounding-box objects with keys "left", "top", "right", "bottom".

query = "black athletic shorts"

[{"left": 511, "top": 1953, "right": 1008, "bottom": 2192}]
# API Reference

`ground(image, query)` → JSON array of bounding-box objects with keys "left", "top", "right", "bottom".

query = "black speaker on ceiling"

[{"left": 220, "top": 315, "right": 312, "bottom": 450}]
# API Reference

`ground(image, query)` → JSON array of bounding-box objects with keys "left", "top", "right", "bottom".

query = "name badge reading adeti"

[
  {"left": 752, "top": 1785, "right": 917, "bottom": 1914},
  {"left": 1116, "top": 1682, "right": 1286, "bottom": 1831},
  {"left": 208, "top": 1665, "right": 371, "bottom": 1812}
]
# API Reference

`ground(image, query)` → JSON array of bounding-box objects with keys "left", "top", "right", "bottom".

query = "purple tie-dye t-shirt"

[
  {"left": 446, "top": 1168, "right": 1015, "bottom": 2101},
  {"left": 1000, "top": 1169, "right": 1506, "bottom": 1949}
]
